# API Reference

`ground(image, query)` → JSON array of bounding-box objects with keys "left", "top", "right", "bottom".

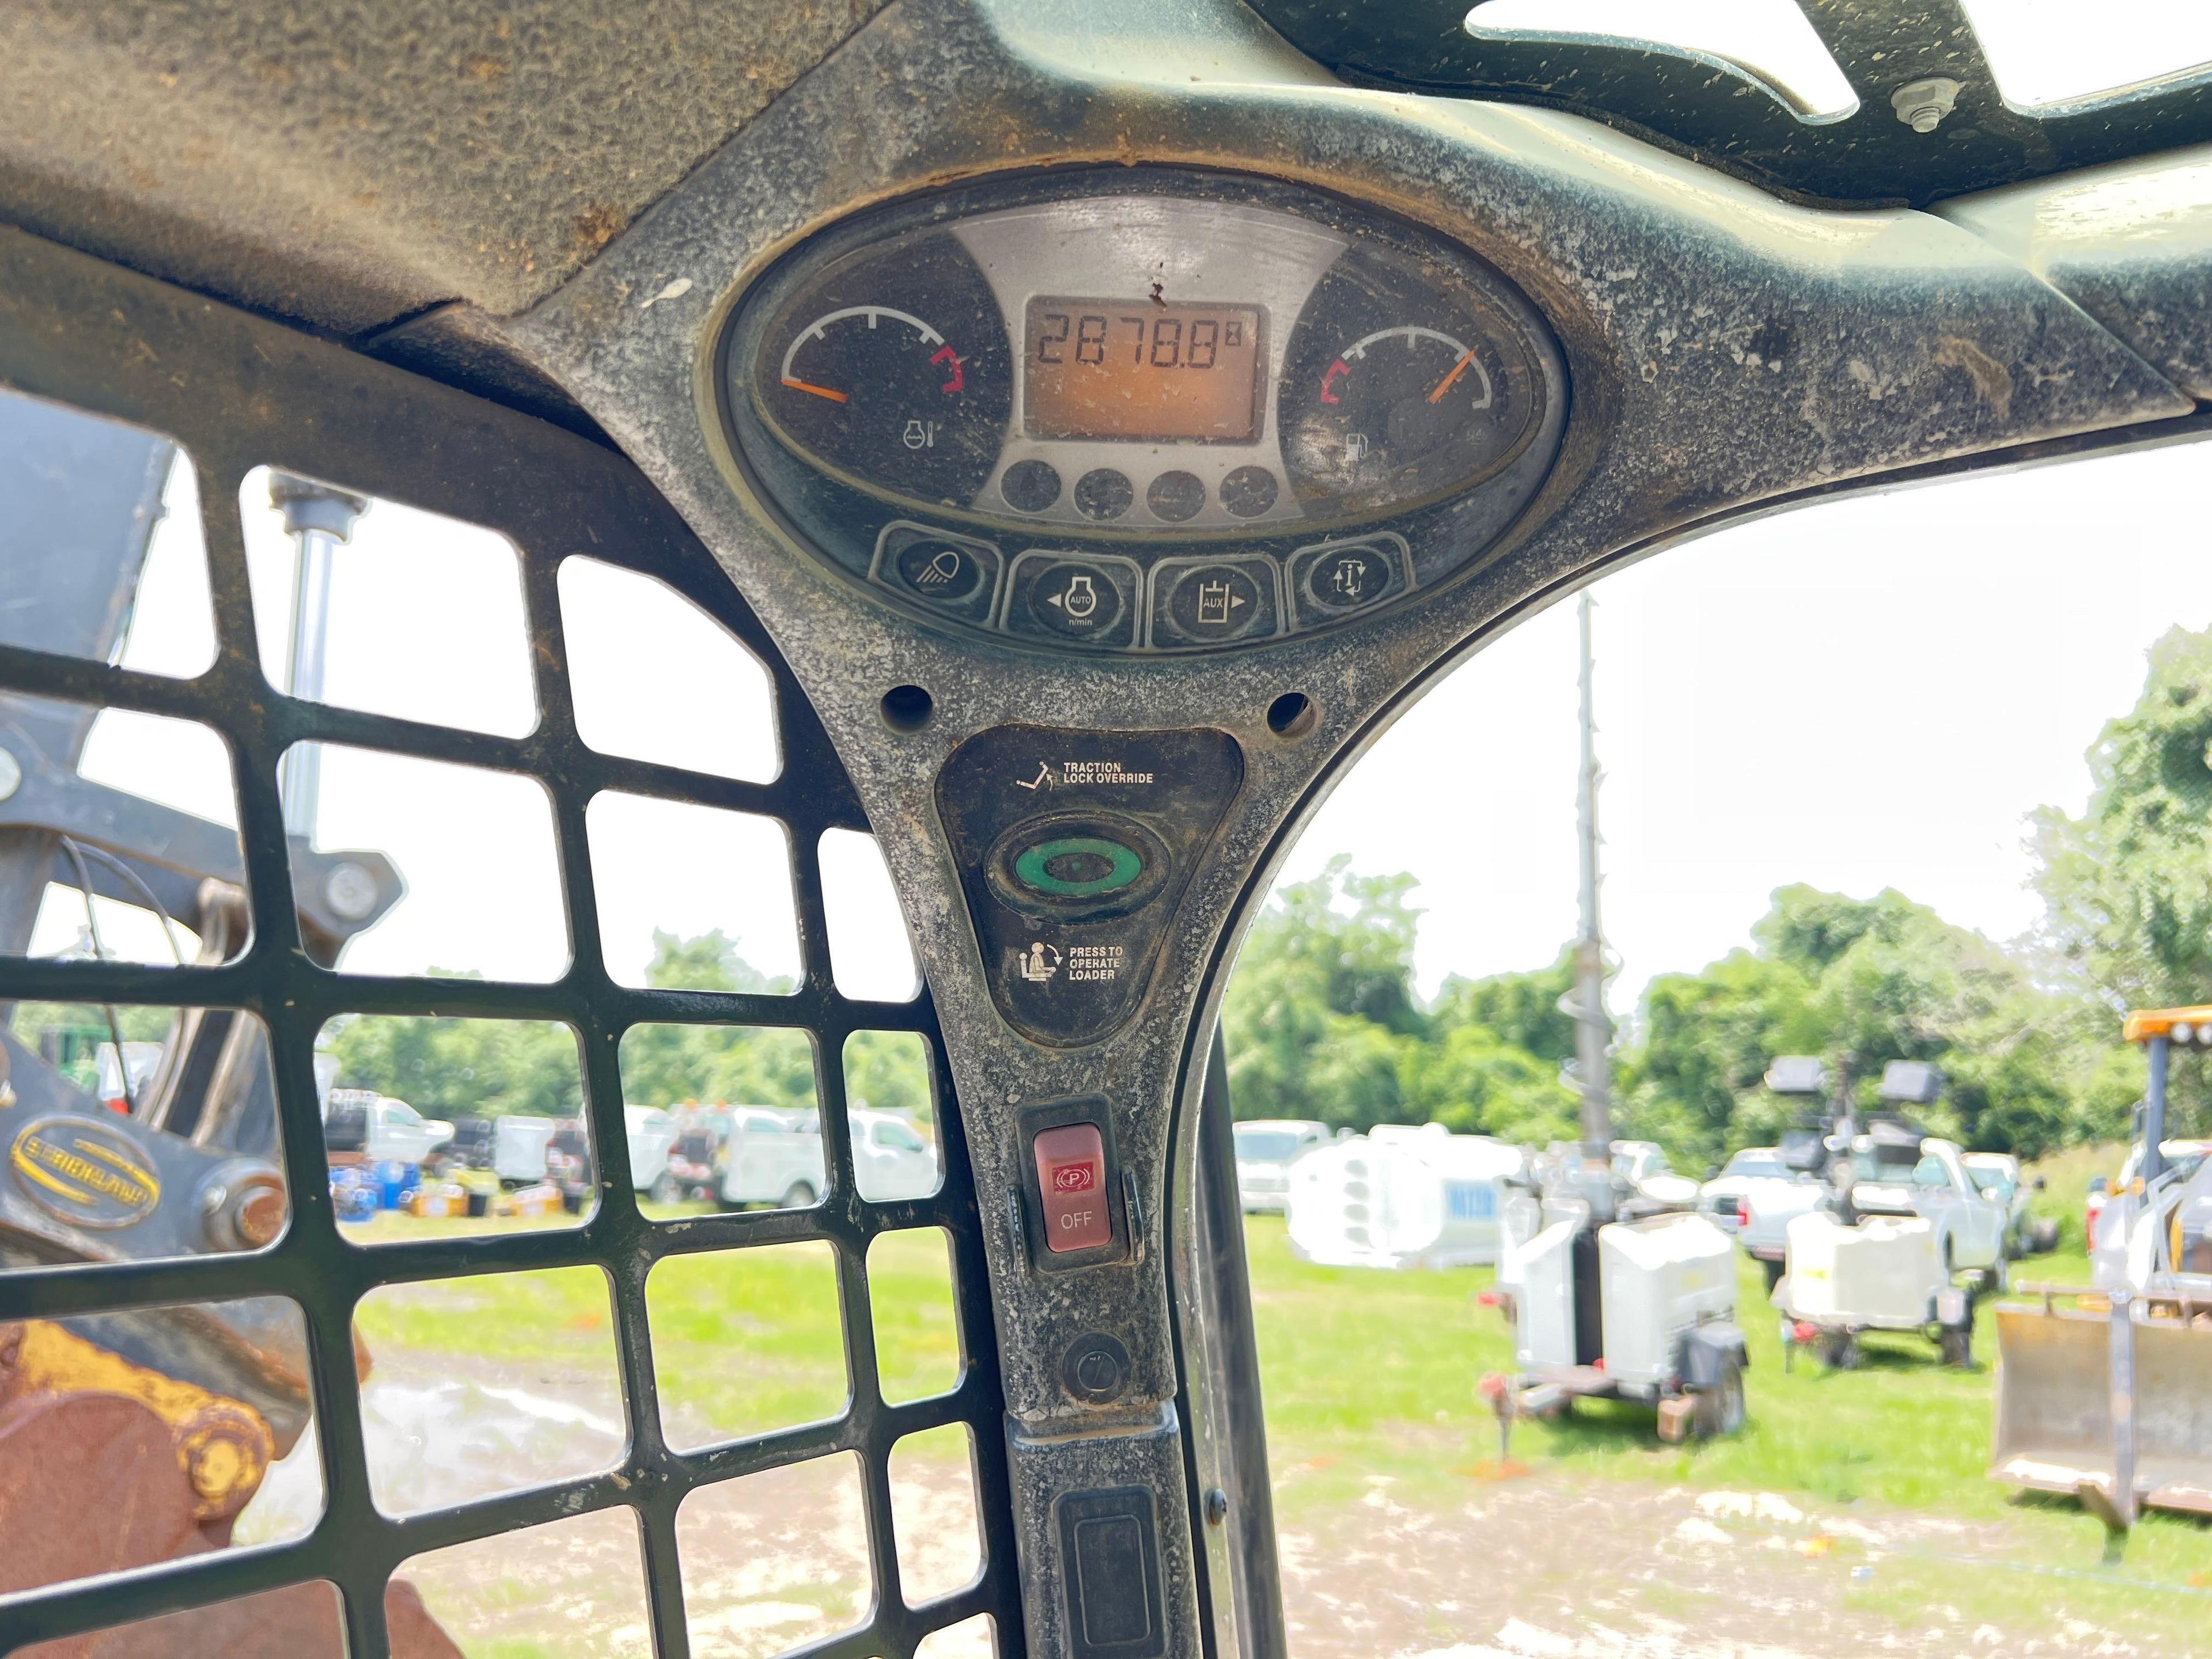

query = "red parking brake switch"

[{"left": 1034, "top": 1123, "right": 1111, "bottom": 1252}]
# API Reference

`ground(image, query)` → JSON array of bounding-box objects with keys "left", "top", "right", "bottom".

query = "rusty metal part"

[
  {"left": 8, "top": 1580, "right": 468, "bottom": 1659},
  {"left": 0, "top": 1391, "right": 210, "bottom": 1592},
  {"left": 0, "top": 1318, "right": 272, "bottom": 1521},
  {"left": 0, "top": 1318, "right": 463, "bottom": 1656}
]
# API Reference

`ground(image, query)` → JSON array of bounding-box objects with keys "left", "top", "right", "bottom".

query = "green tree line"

[
  {"left": 322, "top": 930, "right": 934, "bottom": 1128},
  {"left": 1224, "top": 623, "right": 2212, "bottom": 1167}
]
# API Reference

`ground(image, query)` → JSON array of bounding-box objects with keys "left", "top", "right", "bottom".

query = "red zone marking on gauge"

[
  {"left": 931, "top": 344, "right": 964, "bottom": 393},
  {"left": 1319, "top": 358, "right": 1350, "bottom": 405}
]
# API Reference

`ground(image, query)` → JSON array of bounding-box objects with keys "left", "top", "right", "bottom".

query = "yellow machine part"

[
  {"left": 2122, "top": 1005, "right": 2212, "bottom": 1044},
  {"left": 1991, "top": 1304, "right": 2212, "bottom": 1517},
  {"left": 0, "top": 1319, "right": 274, "bottom": 1521}
]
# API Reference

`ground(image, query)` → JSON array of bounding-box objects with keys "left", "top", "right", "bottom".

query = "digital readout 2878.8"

[{"left": 1023, "top": 297, "right": 1266, "bottom": 444}]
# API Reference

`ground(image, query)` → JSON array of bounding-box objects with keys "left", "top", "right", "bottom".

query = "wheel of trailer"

[
  {"left": 1938, "top": 1322, "right": 1973, "bottom": 1369},
  {"left": 1691, "top": 1355, "right": 1747, "bottom": 1441},
  {"left": 780, "top": 1180, "right": 818, "bottom": 1210},
  {"left": 1819, "top": 1331, "right": 1860, "bottom": 1370},
  {"left": 649, "top": 1170, "right": 681, "bottom": 1206}
]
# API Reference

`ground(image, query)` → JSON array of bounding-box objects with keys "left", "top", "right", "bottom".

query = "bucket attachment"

[{"left": 1991, "top": 1301, "right": 2212, "bottom": 1522}]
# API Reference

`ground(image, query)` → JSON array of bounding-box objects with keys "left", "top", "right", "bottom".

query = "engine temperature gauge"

[
  {"left": 1279, "top": 247, "right": 1547, "bottom": 516},
  {"left": 746, "top": 231, "right": 1012, "bottom": 507}
]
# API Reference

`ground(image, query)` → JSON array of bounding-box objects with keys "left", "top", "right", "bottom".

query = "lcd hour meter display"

[{"left": 1023, "top": 297, "right": 1266, "bottom": 442}]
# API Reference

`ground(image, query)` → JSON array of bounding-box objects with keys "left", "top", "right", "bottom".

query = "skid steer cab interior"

[{"left": 1, "top": 2, "right": 2211, "bottom": 1656}]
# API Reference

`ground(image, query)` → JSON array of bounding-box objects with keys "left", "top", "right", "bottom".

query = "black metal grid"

[
  {"left": 1249, "top": 0, "right": 2212, "bottom": 208},
  {"left": 0, "top": 228, "right": 1024, "bottom": 1659}
]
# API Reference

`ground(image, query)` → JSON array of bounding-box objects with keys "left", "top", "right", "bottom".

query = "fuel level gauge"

[{"left": 1278, "top": 246, "right": 1548, "bottom": 516}]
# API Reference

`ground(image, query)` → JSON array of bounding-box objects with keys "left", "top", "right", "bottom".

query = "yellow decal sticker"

[{"left": 9, "top": 1115, "right": 161, "bottom": 1228}]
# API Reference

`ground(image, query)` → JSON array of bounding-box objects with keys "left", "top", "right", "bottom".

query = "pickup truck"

[
  {"left": 322, "top": 1089, "right": 456, "bottom": 1166},
  {"left": 717, "top": 1106, "right": 830, "bottom": 1209},
  {"left": 1698, "top": 1147, "right": 1809, "bottom": 1238},
  {"left": 626, "top": 1104, "right": 684, "bottom": 1203},
  {"left": 1853, "top": 1137, "right": 2006, "bottom": 1272}
]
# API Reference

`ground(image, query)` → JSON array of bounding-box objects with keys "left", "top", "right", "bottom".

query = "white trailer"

[
  {"left": 1778, "top": 1209, "right": 1975, "bottom": 1368},
  {"left": 1285, "top": 1125, "right": 1524, "bottom": 1270},
  {"left": 1488, "top": 1208, "right": 1748, "bottom": 1445}
]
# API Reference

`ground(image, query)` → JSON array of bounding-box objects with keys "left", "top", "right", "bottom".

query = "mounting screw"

[
  {"left": 1204, "top": 1487, "right": 1229, "bottom": 1527},
  {"left": 324, "top": 861, "right": 379, "bottom": 921},
  {"left": 0, "top": 747, "right": 19, "bottom": 802},
  {"left": 1891, "top": 77, "right": 1961, "bottom": 134}
]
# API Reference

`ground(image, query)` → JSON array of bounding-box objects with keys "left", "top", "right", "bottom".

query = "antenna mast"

[{"left": 1573, "top": 592, "right": 1613, "bottom": 1163}]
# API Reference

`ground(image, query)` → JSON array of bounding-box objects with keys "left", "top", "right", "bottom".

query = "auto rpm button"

[{"left": 1006, "top": 551, "right": 1141, "bottom": 649}]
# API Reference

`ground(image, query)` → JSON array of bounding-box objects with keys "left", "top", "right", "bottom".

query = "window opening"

[{"left": 1219, "top": 438, "right": 2212, "bottom": 1656}]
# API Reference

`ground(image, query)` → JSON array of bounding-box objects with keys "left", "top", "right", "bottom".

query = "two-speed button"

[{"left": 1287, "top": 533, "right": 1410, "bottom": 630}]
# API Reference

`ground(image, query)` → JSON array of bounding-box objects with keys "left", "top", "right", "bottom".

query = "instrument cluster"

[{"left": 718, "top": 171, "right": 1567, "bottom": 654}]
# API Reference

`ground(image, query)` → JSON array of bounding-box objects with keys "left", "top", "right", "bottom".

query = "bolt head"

[
  {"left": 324, "top": 861, "right": 378, "bottom": 921},
  {"left": 0, "top": 747, "right": 19, "bottom": 801},
  {"left": 1891, "top": 77, "right": 1962, "bottom": 134},
  {"left": 236, "top": 1182, "right": 288, "bottom": 1248}
]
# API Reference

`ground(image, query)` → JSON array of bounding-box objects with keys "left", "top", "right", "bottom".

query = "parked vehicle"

[
  {"left": 1697, "top": 1146, "right": 1801, "bottom": 1237},
  {"left": 1232, "top": 1119, "right": 1328, "bottom": 1213},
  {"left": 1963, "top": 1152, "right": 2058, "bottom": 1257},
  {"left": 850, "top": 1108, "right": 940, "bottom": 1201},
  {"left": 1853, "top": 1137, "right": 2006, "bottom": 1274},
  {"left": 322, "top": 1089, "right": 455, "bottom": 1165},
  {"left": 1609, "top": 1140, "right": 1701, "bottom": 1209},
  {"left": 626, "top": 1104, "right": 685, "bottom": 1203},
  {"left": 1738, "top": 1179, "right": 1827, "bottom": 1287},
  {"left": 2087, "top": 1138, "right": 2211, "bottom": 1252},
  {"left": 717, "top": 1105, "right": 829, "bottom": 1209},
  {"left": 1994, "top": 1007, "right": 2212, "bottom": 1531}
]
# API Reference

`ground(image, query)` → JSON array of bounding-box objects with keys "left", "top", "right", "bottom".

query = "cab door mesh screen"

[{"left": 0, "top": 226, "right": 1022, "bottom": 1659}]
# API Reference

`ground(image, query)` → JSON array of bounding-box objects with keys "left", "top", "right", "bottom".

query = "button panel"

[
  {"left": 937, "top": 727, "right": 1244, "bottom": 1047},
  {"left": 1034, "top": 1123, "right": 1111, "bottom": 1252}
]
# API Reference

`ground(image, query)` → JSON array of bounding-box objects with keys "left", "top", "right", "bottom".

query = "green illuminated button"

[{"left": 1013, "top": 836, "right": 1145, "bottom": 899}]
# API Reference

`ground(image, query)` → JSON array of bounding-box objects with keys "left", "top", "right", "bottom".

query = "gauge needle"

[
  {"left": 781, "top": 376, "right": 850, "bottom": 404},
  {"left": 1427, "top": 350, "right": 1477, "bottom": 404}
]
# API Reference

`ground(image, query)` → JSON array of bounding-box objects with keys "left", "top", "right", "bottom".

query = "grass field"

[{"left": 336, "top": 1149, "right": 2212, "bottom": 1654}]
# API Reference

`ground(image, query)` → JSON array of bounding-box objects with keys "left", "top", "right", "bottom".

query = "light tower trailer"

[{"left": 1485, "top": 1187, "right": 1749, "bottom": 1449}]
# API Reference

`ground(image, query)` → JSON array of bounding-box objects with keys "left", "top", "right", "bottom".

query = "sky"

[
  {"left": 1279, "top": 438, "right": 2212, "bottom": 1009},
  {"left": 1465, "top": 0, "right": 2212, "bottom": 114},
  {"left": 16, "top": 395, "right": 2212, "bottom": 1031}
]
